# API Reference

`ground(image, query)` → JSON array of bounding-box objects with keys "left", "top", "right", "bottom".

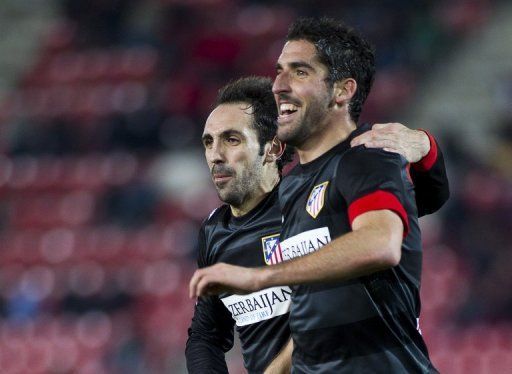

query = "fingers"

[
  {"left": 372, "top": 122, "right": 406, "bottom": 131},
  {"left": 371, "top": 122, "right": 393, "bottom": 130},
  {"left": 189, "top": 263, "right": 231, "bottom": 298},
  {"left": 190, "top": 274, "right": 212, "bottom": 298},
  {"left": 350, "top": 132, "right": 372, "bottom": 147},
  {"left": 189, "top": 269, "right": 201, "bottom": 298},
  {"left": 196, "top": 274, "right": 214, "bottom": 297},
  {"left": 351, "top": 133, "right": 396, "bottom": 150},
  {"left": 189, "top": 267, "right": 215, "bottom": 298},
  {"left": 351, "top": 122, "right": 428, "bottom": 162},
  {"left": 352, "top": 122, "right": 410, "bottom": 148},
  {"left": 189, "top": 263, "right": 261, "bottom": 298},
  {"left": 351, "top": 123, "right": 394, "bottom": 147},
  {"left": 382, "top": 147, "right": 401, "bottom": 155}
]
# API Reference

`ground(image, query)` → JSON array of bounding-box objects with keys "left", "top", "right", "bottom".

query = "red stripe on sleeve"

[
  {"left": 348, "top": 190, "right": 409, "bottom": 236},
  {"left": 412, "top": 130, "right": 438, "bottom": 172}
]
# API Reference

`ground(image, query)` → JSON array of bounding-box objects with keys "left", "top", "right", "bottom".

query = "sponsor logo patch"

[
  {"left": 221, "top": 286, "right": 292, "bottom": 326},
  {"left": 306, "top": 181, "right": 329, "bottom": 218},
  {"left": 280, "top": 227, "right": 331, "bottom": 261},
  {"left": 262, "top": 233, "right": 283, "bottom": 265}
]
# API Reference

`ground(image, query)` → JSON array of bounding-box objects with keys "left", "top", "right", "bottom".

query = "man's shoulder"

[
  {"left": 202, "top": 204, "right": 229, "bottom": 230},
  {"left": 341, "top": 144, "right": 405, "bottom": 167},
  {"left": 197, "top": 204, "right": 230, "bottom": 266}
]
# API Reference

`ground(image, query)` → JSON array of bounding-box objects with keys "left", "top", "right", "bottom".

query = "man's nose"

[
  {"left": 272, "top": 71, "right": 291, "bottom": 96},
  {"left": 208, "top": 141, "right": 225, "bottom": 164}
]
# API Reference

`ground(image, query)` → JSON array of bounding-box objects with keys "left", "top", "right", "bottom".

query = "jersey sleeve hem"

[
  {"left": 348, "top": 190, "right": 409, "bottom": 236},
  {"left": 412, "top": 130, "right": 437, "bottom": 172}
]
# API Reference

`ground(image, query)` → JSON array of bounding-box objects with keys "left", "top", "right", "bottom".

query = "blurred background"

[{"left": 0, "top": 0, "right": 511, "bottom": 373}]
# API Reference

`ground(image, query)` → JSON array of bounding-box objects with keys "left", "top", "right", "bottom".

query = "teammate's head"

[
  {"left": 215, "top": 77, "right": 293, "bottom": 172},
  {"left": 272, "top": 17, "right": 375, "bottom": 146},
  {"left": 202, "top": 77, "right": 291, "bottom": 213}
]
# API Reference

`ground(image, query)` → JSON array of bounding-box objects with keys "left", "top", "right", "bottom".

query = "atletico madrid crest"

[
  {"left": 306, "top": 181, "right": 329, "bottom": 219},
  {"left": 262, "top": 233, "right": 283, "bottom": 265}
]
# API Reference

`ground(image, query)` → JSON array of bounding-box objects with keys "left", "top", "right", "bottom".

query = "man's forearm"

[
  {"left": 189, "top": 211, "right": 404, "bottom": 298},
  {"left": 264, "top": 338, "right": 293, "bottom": 374},
  {"left": 259, "top": 210, "right": 403, "bottom": 289}
]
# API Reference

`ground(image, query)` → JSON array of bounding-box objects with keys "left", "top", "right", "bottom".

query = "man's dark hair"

[
  {"left": 215, "top": 76, "right": 294, "bottom": 171},
  {"left": 286, "top": 17, "right": 375, "bottom": 123}
]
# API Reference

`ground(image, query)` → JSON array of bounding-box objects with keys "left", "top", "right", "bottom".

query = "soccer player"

[
  {"left": 186, "top": 77, "right": 293, "bottom": 374},
  {"left": 190, "top": 18, "right": 446, "bottom": 373}
]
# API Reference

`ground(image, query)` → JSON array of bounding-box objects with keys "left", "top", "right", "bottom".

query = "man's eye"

[
  {"left": 227, "top": 137, "right": 240, "bottom": 144},
  {"left": 203, "top": 139, "right": 212, "bottom": 148},
  {"left": 296, "top": 70, "right": 307, "bottom": 76}
]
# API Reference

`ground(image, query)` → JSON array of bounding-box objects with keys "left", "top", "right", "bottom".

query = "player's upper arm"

[
  {"left": 187, "top": 219, "right": 235, "bottom": 354},
  {"left": 186, "top": 290, "right": 235, "bottom": 372},
  {"left": 337, "top": 147, "right": 411, "bottom": 236},
  {"left": 352, "top": 209, "right": 404, "bottom": 266},
  {"left": 186, "top": 299, "right": 232, "bottom": 373}
]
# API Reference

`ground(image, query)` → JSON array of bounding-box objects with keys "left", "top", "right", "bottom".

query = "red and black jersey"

[
  {"left": 278, "top": 124, "right": 442, "bottom": 373},
  {"left": 186, "top": 188, "right": 291, "bottom": 374}
]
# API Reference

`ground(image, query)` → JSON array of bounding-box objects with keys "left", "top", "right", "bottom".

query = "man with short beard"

[
  {"left": 190, "top": 18, "right": 448, "bottom": 373},
  {"left": 187, "top": 72, "right": 448, "bottom": 373}
]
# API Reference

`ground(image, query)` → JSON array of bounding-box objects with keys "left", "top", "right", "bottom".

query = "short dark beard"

[
  {"left": 215, "top": 158, "right": 264, "bottom": 212},
  {"left": 280, "top": 91, "right": 332, "bottom": 148},
  {"left": 219, "top": 188, "right": 251, "bottom": 209}
]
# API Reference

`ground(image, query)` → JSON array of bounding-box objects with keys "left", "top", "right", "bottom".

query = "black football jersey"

[
  {"left": 278, "top": 124, "right": 439, "bottom": 373},
  {"left": 186, "top": 124, "right": 447, "bottom": 373},
  {"left": 186, "top": 187, "right": 291, "bottom": 373}
]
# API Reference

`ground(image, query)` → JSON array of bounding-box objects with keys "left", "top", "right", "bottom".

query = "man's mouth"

[
  {"left": 212, "top": 173, "right": 232, "bottom": 184},
  {"left": 278, "top": 103, "right": 299, "bottom": 123}
]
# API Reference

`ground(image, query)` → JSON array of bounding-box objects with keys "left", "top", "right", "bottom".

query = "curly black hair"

[
  {"left": 215, "top": 76, "right": 294, "bottom": 172},
  {"left": 286, "top": 17, "right": 375, "bottom": 123}
]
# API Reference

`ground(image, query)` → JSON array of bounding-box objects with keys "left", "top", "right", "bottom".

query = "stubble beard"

[
  {"left": 278, "top": 94, "right": 331, "bottom": 148},
  {"left": 216, "top": 161, "right": 262, "bottom": 210}
]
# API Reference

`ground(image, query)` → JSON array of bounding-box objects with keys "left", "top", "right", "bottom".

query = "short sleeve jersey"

[
  {"left": 186, "top": 187, "right": 291, "bottom": 373},
  {"left": 278, "top": 124, "right": 438, "bottom": 373}
]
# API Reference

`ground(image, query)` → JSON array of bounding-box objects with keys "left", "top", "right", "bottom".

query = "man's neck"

[
  {"left": 230, "top": 174, "right": 280, "bottom": 217},
  {"left": 297, "top": 118, "right": 357, "bottom": 164}
]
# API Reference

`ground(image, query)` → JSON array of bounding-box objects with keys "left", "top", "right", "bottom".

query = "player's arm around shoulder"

[
  {"left": 350, "top": 122, "right": 430, "bottom": 163},
  {"left": 350, "top": 123, "right": 449, "bottom": 215}
]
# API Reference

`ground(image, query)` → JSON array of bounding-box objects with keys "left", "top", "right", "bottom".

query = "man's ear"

[
  {"left": 333, "top": 78, "right": 357, "bottom": 106},
  {"left": 265, "top": 136, "right": 286, "bottom": 163}
]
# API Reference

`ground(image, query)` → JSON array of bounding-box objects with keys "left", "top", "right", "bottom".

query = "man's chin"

[
  {"left": 217, "top": 191, "right": 243, "bottom": 207},
  {"left": 277, "top": 124, "right": 294, "bottom": 143},
  {"left": 277, "top": 126, "right": 302, "bottom": 147}
]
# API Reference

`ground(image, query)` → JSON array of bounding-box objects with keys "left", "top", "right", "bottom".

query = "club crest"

[
  {"left": 306, "top": 181, "right": 329, "bottom": 218},
  {"left": 262, "top": 233, "right": 283, "bottom": 265}
]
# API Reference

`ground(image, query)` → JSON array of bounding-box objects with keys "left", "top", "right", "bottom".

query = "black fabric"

[
  {"left": 186, "top": 188, "right": 291, "bottom": 374},
  {"left": 278, "top": 123, "right": 438, "bottom": 373},
  {"left": 186, "top": 125, "right": 448, "bottom": 373},
  {"left": 411, "top": 137, "right": 450, "bottom": 217}
]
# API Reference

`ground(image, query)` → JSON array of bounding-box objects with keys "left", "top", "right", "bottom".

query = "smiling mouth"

[{"left": 278, "top": 103, "right": 299, "bottom": 123}]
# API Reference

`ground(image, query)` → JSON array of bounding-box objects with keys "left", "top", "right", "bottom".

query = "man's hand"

[
  {"left": 351, "top": 123, "right": 430, "bottom": 163},
  {"left": 189, "top": 263, "right": 264, "bottom": 298}
]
